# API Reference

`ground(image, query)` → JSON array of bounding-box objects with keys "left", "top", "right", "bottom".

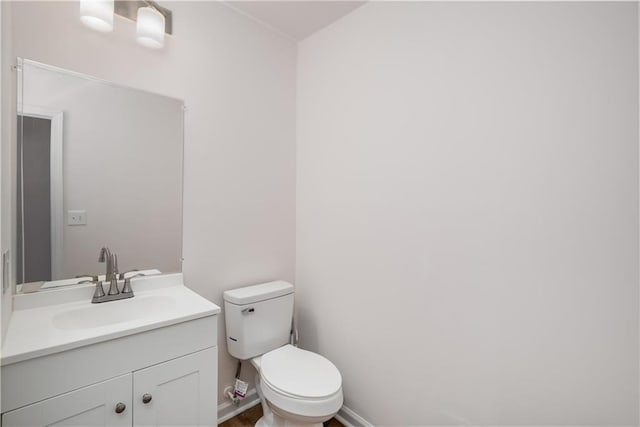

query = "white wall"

[
  {"left": 297, "top": 2, "right": 639, "bottom": 426},
  {"left": 9, "top": 0, "right": 296, "bottom": 404}
]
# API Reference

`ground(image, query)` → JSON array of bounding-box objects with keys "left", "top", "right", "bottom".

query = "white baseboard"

[
  {"left": 335, "top": 405, "right": 374, "bottom": 427},
  {"left": 217, "top": 388, "right": 261, "bottom": 424}
]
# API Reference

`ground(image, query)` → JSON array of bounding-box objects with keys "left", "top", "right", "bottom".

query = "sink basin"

[{"left": 53, "top": 295, "right": 176, "bottom": 330}]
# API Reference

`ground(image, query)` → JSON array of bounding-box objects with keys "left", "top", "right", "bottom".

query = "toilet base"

[{"left": 254, "top": 375, "right": 326, "bottom": 427}]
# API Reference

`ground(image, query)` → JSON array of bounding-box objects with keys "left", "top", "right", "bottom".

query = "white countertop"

[{"left": 1, "top": 273, "right": 220, "bottom": 366}]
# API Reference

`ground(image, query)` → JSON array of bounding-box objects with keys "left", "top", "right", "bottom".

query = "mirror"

[{"left": 16, "top": 58, "right": 184, "bottom": 292}]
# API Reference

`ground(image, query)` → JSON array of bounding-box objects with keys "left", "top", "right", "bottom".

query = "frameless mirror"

[{"left": 16, "top": 58, "right": 184, "bottom": 292}]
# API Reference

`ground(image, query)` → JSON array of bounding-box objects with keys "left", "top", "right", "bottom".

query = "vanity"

[
  {"left": 2, "top": 58, "right": 218, "bottom": 424},
  {"left": 1, "top": 59, "right": 219, "bottom": 425},
  {"left": 1, "top": 273, "right": 220, "bottom": 426}
]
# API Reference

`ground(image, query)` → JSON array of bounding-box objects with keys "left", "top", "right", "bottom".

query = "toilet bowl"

[
  {"left": 252, "top": 345, "right": 343, "bottom": 427},
  {"left": 223, "top": 281, "right": 343, "bottom": 427}
]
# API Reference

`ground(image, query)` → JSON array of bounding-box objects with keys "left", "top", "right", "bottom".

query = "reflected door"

[{"left": 17, "top": 115, "right": 52, "bottom": 283}]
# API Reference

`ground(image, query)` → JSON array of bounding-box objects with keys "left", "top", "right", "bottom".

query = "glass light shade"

[
  {"left": 80, "top": 0, "right": 114, "bottom": 32},
  {"left": 136, "top": 7, "right": 165, "bottom": 49}
]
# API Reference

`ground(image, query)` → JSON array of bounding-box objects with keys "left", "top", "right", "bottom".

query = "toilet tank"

[{"left": 223, "top": 281, "right": 294, "bottom": 360}]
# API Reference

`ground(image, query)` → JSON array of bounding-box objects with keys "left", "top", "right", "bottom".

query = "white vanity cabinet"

[
  {"left": 2, "top": 374, "right": 132, "bottom": 426},
  {"left": 133, "top": 347, "right": 217, "bottom": 426},
  {"left": 2, "top": 347, "right": 217, "bottom": 427},
  {"left": 1, "top": 275, "right": 220, "bottom": 427}
]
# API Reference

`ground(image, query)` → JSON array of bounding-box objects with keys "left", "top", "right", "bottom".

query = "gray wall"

[{"left": 297, "top": 2, "right": 639, "bottom": 425}]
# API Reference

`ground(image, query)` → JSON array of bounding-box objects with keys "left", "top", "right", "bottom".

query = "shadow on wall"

[{"left": 297, "top": 311, "right": 319, "bottom": 353}]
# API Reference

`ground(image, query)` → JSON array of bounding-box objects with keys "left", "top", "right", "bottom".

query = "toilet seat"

[
  {"left": 257, "top": 345, "right": 343, "bottom": 417},
  {"left": 261, "top": 345, "right": 342, "bottom": 398}
]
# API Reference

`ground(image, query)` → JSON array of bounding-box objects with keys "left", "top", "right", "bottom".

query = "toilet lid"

[{"left": 260, "top": 345, "right": 342, "bottom": 399}]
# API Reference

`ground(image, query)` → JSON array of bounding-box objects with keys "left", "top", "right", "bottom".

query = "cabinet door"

[
  {"left": 2, "top": 374, "right": 132, "bottom": 427},
  {"left": 133, "top": 346, "right": 217, "bottom": 427}
]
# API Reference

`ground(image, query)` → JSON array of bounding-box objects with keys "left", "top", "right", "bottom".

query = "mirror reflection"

[{"left": 16, "top": 59, "right": 184, "bottom": 292}]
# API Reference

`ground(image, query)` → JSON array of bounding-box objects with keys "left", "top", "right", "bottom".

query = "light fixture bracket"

[{"left": 114, "top": 0, "right": 172, "bottom": 35}]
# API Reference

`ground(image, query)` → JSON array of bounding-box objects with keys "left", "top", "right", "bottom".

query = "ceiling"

[{"left": 225, "top": 1, "right": 366, "bottom": 41}]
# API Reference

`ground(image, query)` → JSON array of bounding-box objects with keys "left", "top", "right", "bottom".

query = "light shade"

[
  {"left": 136, "top": 7, "right": 165, "bottom": 49},
  {"left": 80, "top": 0, "right": 114, "bottom": 32}
]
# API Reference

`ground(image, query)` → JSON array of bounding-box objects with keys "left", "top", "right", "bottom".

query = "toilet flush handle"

[{"left": 241, "top": 307, "right": 255, "bottom": 314}]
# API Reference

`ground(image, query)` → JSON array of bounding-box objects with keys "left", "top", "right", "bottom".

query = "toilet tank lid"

[{"left": 224, "top": 281, "right": 294, "bottom": 305}]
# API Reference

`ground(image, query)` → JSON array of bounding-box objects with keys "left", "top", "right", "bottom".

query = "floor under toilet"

[{"left": 219, "top": 404, "right": 345, "bottom": 427}]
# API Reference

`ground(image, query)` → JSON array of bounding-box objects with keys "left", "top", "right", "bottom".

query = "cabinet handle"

[
  {"left": 142, "top": 393, "right": 153, "bottom": 404},
  {"left": 115, "top": 402, "right": 126, "bottom": 414}
]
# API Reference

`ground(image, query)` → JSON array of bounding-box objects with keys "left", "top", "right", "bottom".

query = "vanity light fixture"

[
  {"left": 79, "top": 0, "right": 172, "bottom": 50},
  {"left": 136, "top": 6, "right": 165, "bottom": 49},
  {"left": 80, "top": 0, "right": 114, "bottom": 32}
]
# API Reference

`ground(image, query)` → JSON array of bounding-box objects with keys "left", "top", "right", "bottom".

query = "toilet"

[{"left": 223, "top": 281, "right": 343, "bottom": 427}]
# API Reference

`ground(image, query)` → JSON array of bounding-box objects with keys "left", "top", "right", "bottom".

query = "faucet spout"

[
  {"left": 98, "top": 247, "right": 113, "bottom": 281},
  {"left": 107, "top": 254, "right": 120, "bottom": 296},
  {"left": 98, "top": 246, "right": 111, "bottom": 263}
]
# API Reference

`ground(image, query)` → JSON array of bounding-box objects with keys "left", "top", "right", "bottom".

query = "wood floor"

[{"left": 219, "top": 403, "right": 344, "bottom": 427}]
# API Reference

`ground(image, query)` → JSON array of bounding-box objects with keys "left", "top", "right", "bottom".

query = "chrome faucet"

[{"left": 93, "top": 247, "right": 134, "bottom": 304}]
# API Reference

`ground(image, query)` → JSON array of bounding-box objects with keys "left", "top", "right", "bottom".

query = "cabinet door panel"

[
  {"left": 133, "top": 347, "right": 217, "bottom": 427},
  {"left": 2, "top": 374, "right": 132, "bottom": 427}
]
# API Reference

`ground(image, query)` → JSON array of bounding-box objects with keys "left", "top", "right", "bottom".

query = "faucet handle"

[
  {"left": 92, "top": 281, "right": 106, "bottom": 302},
  {"left": 122, "top": 273, "right": 146, "bottom": 294}
]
